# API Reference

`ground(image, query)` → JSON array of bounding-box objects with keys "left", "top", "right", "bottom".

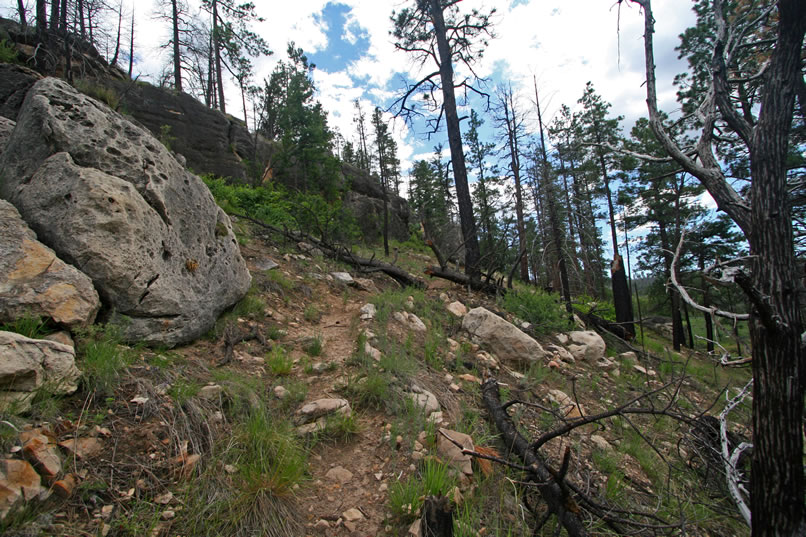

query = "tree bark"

[
  {"left": 35, "top": 0, "right": 46, "bottom": 35},
  {"left": 17, "top": 0, "right": 26, "bottom": 28},
  {"left": 421, "top": 496, "right": 453, "bottom": 537},
  {"left": 428, "top": 0, "right": 481, "bottom": 280},
  {"left": 212, "top": 0, "right": 225, "bottom": 113},
  {"left": 171, "top": 0, "right": 182, "bottom": 92},
  {"left": 633, "top": 1, "right": 806, "bottom": 533}
]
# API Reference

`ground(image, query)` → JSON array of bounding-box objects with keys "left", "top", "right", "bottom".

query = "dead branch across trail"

[
  {"left": 229, "top": 212, "right": 425, "bottom": 289},
  {"left": 481, "top": 379, "right": 588, "bottom": 537}
]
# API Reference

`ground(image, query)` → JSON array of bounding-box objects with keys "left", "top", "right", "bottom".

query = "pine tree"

[
  {"left": 578, "top": 82, "right": 634, "bottom": 336},
  {"left": 392, "top": 0, "right": 495, "bottom": 279}
]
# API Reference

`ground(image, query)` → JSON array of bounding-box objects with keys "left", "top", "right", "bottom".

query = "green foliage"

[
  {"left": 0, "top": 314, "right": 51, "bottom": 339},
  {"left": 77, "top": 325, "right": 134, "bottom": 396},
  {"left": 254, "top": 44, "right": 341, "bottom": 198},
  {"left": 302, "top": 335, "right": 322, "bottom": 357},
  {"left": 389, "top": 459, "right": 458, "bottom": 523},
  {"left": 158, "top": 124, "right": 176, "bottom": 151},
  {"left": 303, "top": 304, "right": 320, "bottom": 323},
  {"left": 168, "top": 378, "right": 200, "bottom": 405},
  {"left": 177, "top": 403, "right": 306, "bottom": 537},
  {"left": 266, "top": 346, "right": 293, "bottom": 376},
  {"left": 341, "top": 371, "right": 391, "bottom": 410},
  {"left": 203, "top": 176, "right": 359, "bottom": 243},
  {"left": 500, "top": 289, "right": 571, "bottom": 335},
  {"left": 0, "top": 39, "right": 19, "bottom": 63},
  {"left": 73, "top": 79, "right": 120, "bottom": 110}
]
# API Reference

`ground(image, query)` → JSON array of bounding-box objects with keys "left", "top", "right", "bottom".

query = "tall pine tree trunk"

[
  {"left": 17, "top": 0, "right": 26, "bottom": 28},
  {"left": 171, "top": 0, "right": 182, "bottom": 91},
  {"left": 428, "top": 0, "right": 480, "bottom": 279},
  {"left": 212, "top": 0, "right": 225, "bottom": 113}
]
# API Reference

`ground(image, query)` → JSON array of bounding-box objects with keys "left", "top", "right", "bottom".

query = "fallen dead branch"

[
  {"left": 229, "top": 212, "right": 425, "bottom": 289},
  {"left": 481, "top": 378, "right": 589, "bottom": 537}
]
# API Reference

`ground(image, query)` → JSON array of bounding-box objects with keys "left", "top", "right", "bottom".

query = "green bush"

[
  {"left": 0, "top": 39, "right": 19, "bottom": 63},
  {"left": 500, "top": 289, "right": 571, "bottom": 335},
  {"left": 202, "top": 177, "right": 359, "bottom": 243}
]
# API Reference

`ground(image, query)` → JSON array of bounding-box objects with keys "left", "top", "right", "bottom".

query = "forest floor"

[{"left": 0, "top": 218, "right": 754, "bottom": 537}]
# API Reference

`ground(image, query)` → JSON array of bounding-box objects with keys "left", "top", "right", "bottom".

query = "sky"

[
  {"left": 2, "top": 0, "right": 697, "bottom": 177},
  {"left": 2, "top": 0, "right": 702, "bottom": 256}
]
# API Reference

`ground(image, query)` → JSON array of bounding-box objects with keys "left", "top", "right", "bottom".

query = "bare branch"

[
  {"left": 669, "top": 229, "right": 750, "bottom": 321},
  {"left": 719, "top": 379, "right": 753, "bottom": 526}
]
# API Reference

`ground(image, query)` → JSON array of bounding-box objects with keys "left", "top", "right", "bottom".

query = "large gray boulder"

[
  {"left": 0, "top": 77, "right": 251, "bottom": 346},
  {"left": 557, "top": 331, "right": 606, "bottom": 362},
  {"left": 0, "top": 330, "right": 80, "bottom": 412},
  {"left": 462, "top": 307, "right": 549, "bottom": 365},
  {"left": 0, "top": 200, "right": 100, "bottom": 328}
]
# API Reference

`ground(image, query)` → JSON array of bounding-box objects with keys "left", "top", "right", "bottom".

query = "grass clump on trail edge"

[
  {"left": 388, "top": 459, "right": 459, "bottom": 524},
  {"left": 176, "top": 405, "right": 307, "bottom": 537},
  {"left": 77, "top": 324, "right": 135, "bottom": 396}
]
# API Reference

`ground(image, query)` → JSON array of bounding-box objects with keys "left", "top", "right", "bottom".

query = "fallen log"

[
  {"left": 229, "top": 212, "right": 425, "bottom": 289},
  {"left": 481, "top": 378, "right": 588, "bottom": 537},
  {"left": 424, "top": 265, "right": 503, "bottom": 295}
]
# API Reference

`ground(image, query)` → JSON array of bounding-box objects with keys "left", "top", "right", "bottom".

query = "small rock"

[
  {"left": 342, "top": 507, "right": 364, "bottom": 521},
  {"left": 449, "top": 383, "right": 461, "bottom": 392},
  {"left": 274, "top": 386, "right": 289, "bottom": 399},
  {"left": 58, "top": 437, "right": 103, "bottom": 459},
  {"left": 437, "top": 428, "right": 474, "bottom": 476},
  {"left": 255, "top": 258, "right": 279, "bottom": 271},
  {"left": 405, "top": 296, "right": 415, "bottom": 310},
  {"left": 325, "top": 466, "right": 353, "bottom": 484},
  {"left": 52, "top": 473, "right": 77, "bottom": 498},
  {"left": 359, "top": 303, "right": 377, "bottom": 321},
  {"left": 154, "top": 492, "right": 173, "bottom": 505},
  {"left": 364, "top": 342, "right": 382, "bottom": 362},
  {"left": 446, "top": 301, "right": 467, "bottom": 317},
  {"left": 330, "top": 272, "right": 354, "bottom": 285},
  {"left": 314, "top": 519, "right": 331, "bottom": 530},
  {"left": 130, "top": 396, "right": 149, "bottom": 405},
  {"left": 547, "top": 360, "right": 561, "bottom": 370},
  {"left": 344, "top": 520, "right": 356, "bottom": 532},
  {"left": 458, "top": 374, "right": 480, "bottom": 384},
  {"left": 353, "top": 278, "right": 379, "bottom": 293},
  {"left": 0, "top": 459, "right": 42, "bottom": 502},
  {"left": 427, "top": 411, "right": 444, "bottom": 424},
  {"left": 297, "top": 398, "right": 352, "bottom": 423},
  {"left": 22, "top": 436, "right": 62, "bottom": 479},
  {"left": 197, "top": 384, "right": 223, "bottom": 401},
  {"left": 43, "top": 331, "right": 75, "bottom": 349},
  {"left": 161, "top": 510, "right": 175, "bottom": 520},
  {"left": 407, "top": 385, "right": 439, "bottom": 415},
  {"left": 590, "top": 435, "right": 612, "bottom": 451}
]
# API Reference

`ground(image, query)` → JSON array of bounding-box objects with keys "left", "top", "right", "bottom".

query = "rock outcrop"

[
  {"left": 0, "top": 77, "right": 251, "bottom": 346},
  {"left": 0, "top": 116, "right": 14, "bottom": 148},
  {"left": 462, "top": 307, "right": 549, "bottom": 365},
  {"left": 0, "top": 63, "right": 42, "bottom": 121},
  {"left": 342, "top": 163, "right": 410, "bottom": 242},
  {"left": 0, "top": 331, "right": 80, "bottom": 411},
  {"left": 0, "top": 200, "right": 100, "bottom": 328}
]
